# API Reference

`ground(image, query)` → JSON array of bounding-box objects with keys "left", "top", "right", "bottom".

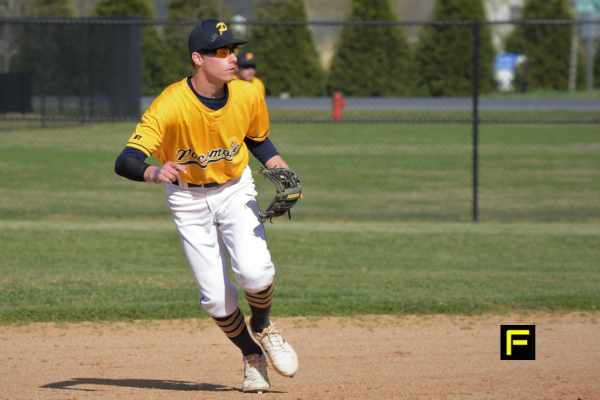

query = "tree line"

[{"left": 11, "top": 0, "right": 599, "bottom": 96}]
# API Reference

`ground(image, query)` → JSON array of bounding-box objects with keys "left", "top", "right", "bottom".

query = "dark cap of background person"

[
  {"left": 188, "top": 19, "right": 247, "bottom": 54},
  {"left": 237, "top": 50, "right": 257, "bottom": 69}
]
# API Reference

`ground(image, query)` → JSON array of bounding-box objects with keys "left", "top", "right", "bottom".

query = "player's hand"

[
  {"left": 146, "top": 162, "right": 187, "bottom": 184},
  {"left": 265, "top": 154, "right": 289, "bottom": 169}
]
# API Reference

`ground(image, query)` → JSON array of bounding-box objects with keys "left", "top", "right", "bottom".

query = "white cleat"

[
  {"left": 242, "top": 353, "right": 270, "bottom": 393},
  {"left": 251, "top": 323, "right": 299, "bottom": 377}
]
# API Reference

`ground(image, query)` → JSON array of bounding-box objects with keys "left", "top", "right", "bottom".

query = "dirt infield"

[{"left": 1, "top": 313, "right": 598, "bottom": 400}]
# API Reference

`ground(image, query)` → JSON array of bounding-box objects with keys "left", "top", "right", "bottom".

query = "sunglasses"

[{"left": 204, "top": 46, "right": 239, "bottom": 58}]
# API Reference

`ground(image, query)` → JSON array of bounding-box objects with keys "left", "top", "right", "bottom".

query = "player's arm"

[
  {"left": 245, "top": 84, "right": 289, "bottom": 169},
  {"left": 114, "top": 147, "right": 186, "bottom": 184},
  {"left": 244, "top": 137, "right": 288, "bottom": 168},
  {"left": 117, "top": 95, "right": 187, "bottom": 183}
]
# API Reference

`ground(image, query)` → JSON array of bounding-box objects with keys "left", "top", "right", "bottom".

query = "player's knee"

[
  {"left": 236, "top": 263, "right": 275, "bottom": 292},
  {"left": 199, "top": 287, "right": 238, "bottom": 318}
]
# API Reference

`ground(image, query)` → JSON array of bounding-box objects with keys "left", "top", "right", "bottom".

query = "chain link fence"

[
  {"left": 1, "top": 18, "right": 598, "bottom": 124},
  {"left": 1, "top": 18, "right": 598, "bottom": 222}
]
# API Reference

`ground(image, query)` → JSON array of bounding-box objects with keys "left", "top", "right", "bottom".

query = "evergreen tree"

[
  {"left": 94, "top": 0, "right": 168, "bottom": 95},
  {"left": 94, "top": 0, "right": 152, "bottom": 18},
  {"left": 250, "top": 0, "right": 324, "bottom": 96},
  {"left": 162, "top": 0, "right": 221, "bottom": 84},
  {"left": 327, "top": 0, "right": 413, "bottom": 96},
  {"left": 415, "top": 0, "right": 495, "bottom": 96},
  {"left": 23, "top": 0, "right": 74, "bottom": 16},
  {"left": 504, "top": 0, "right": 573, "bottom": 90},
  {"left": 167, "top": 0, "right": 223, "bottom": 21}
]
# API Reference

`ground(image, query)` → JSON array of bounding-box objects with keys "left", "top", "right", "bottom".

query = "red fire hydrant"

[{"left": 331, "top": 91, "right": 346, "bottom": 122}]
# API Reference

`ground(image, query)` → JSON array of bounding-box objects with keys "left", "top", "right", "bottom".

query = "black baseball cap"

[
  {"left": 188, "top": 19, "right": 247, "bottom": 54},
  {"left": 237, "top": 50, "right": 257, "bottom": 69}
]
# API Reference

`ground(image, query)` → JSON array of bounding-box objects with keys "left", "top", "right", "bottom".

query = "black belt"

[
  {"left": 187, "top": 181, "right": 221, "bottom": 188},
  {"left": 174, "top": 179, "right": 221, "bottom": 188}
]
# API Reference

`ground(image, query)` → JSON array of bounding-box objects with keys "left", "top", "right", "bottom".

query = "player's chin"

[{"left": 223, "top": 69, "right": 237, "bottom": 82}]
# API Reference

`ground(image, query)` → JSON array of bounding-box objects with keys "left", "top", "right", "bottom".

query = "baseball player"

[
  {"left": 114, "top": 19, "right": 298, "bottom": 392},
  {"left": 235, "top": 49, "right": 266, "bottom": 98}
]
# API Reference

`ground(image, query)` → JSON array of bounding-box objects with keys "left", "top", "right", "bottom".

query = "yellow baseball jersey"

[
  {"left": 126, "top": 78, "right": 270, "bottom": 185},
  {"left": 250, "top": 77, "right": 266, "bottom": 98},
  {"left": 233, "top": 76, "right": 266, "bottom": 98}
]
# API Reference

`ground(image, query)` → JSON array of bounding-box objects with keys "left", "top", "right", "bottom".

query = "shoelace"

[{"left": 262, "top": 325, "right": 286, "bottom": 351}]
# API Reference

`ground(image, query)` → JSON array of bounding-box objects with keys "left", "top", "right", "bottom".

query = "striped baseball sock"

[
  {"left": 213, "top": 308, "right": 262, "bottom": 356},
  {"left": 245, "top": 283, "right": 274, "bottom": 334}
]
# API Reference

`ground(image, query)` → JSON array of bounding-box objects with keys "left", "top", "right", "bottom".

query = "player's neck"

[{"left": 191, "top": 73, "right": 226, "bottom": 99}]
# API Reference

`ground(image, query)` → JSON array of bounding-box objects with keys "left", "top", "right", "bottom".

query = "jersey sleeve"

[
  {"left": 126, "top": 110, "right": 163, "bottom": 157},
  {"left": 246, "top": 87, "right": 270, "bottom": 142}
]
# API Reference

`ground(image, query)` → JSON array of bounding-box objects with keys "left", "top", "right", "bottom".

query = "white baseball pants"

[{"left": 164, "top": 167, "right": 275, "bottom": 318}]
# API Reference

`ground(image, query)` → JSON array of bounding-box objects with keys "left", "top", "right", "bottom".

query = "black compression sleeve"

[
  {"left": 244, "top": 137, "right": 279, "bottom": 166},
  {"left": 114, "top": 147, "right": 150, "bottom": 182}
]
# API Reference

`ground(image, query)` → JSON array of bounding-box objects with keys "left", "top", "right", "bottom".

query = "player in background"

[
  {"left": 114, "top": 19, "right": 298, "bottom": 393},
  {"left": 235, "top": 49, "right": 266, "bottom": 98}
]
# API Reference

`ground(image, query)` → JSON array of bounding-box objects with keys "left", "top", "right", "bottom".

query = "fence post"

[
  {"left": 568, "top": 19, "right": 579, "bottom": 91},
  {"left": 585, "top": 32, "right": 596, "bottom": 91},
  {"left": 79, "top": 21, "right": 89, "bottom": 124},
  {"left": 40, "top": 23, "right": 47, "bottom": 128},
  {"left": 471, "top": 21, "right": 481, "bottom": 223}
]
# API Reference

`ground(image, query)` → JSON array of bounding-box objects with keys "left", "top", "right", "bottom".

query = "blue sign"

[{"left": 494, "top": 52, "right": 521, "bottom": 71}]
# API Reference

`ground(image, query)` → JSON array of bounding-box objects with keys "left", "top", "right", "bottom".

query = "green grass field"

[{"left": 0, "top": 122, "right": 599, "bottom": 323}]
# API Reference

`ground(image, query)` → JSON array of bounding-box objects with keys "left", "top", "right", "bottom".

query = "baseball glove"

[{"left": 259, "top": 168, "right": 302, "bottom": 223}]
